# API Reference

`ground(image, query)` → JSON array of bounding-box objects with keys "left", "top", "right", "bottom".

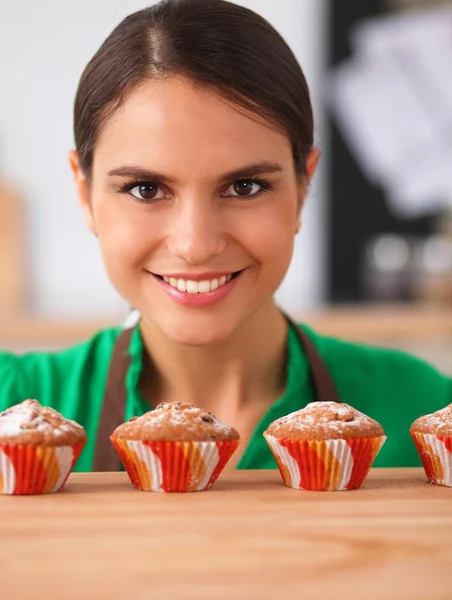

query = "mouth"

[{"left": 151, "top": 270, "right": 243, "bottom": 294}]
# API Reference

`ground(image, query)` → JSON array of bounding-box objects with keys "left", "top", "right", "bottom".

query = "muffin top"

[
  {"left": 112, "top": 402, "right": 240, "bottom": 442},
  {"left": 411, "top": 404, "right": 452, "bottom": 436},
  {"left": 265, "top": 401, "right": 385, "bottom": 441},
  {"left": 0, "top": 400, "right": 87, "bottom": 446}
]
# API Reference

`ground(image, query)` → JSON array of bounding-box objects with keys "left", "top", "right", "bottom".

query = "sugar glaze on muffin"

[
  {"left": 112, "top": 402, "right": 240, "bottom": 442},
  {"left": 266, "top": 401, "right": 385, "bottom": 440},
  {"left": 0, "top": 399, "right": 86, "bottom": 446},
  {"left": 411, "top": 404, "right": 452, "bottom": 437}
]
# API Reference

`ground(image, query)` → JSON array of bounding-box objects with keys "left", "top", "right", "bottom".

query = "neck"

[{"left": 139, "top": 301, "right": 288, "bottom": 420}]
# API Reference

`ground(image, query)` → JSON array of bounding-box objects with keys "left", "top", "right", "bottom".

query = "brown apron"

[{"left": 92, "top": 315, "right": 339, "bottom": 471}]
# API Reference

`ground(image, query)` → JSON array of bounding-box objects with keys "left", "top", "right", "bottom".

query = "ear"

[
  {"left": 295, "top": 147, "right": 320, "bottom": 233},
  {"left": 306, "top": 146, "right": 320, "bottom": 183},
  {"left": 68, "top": 149, "right": 97, "bottom": 236}
]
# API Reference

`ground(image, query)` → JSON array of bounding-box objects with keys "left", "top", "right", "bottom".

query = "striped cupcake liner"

[
  {"left": 110, "top": 438, "right": 239, "bottom": 492},
  {"left": 0, "top": 441, "right": 85, "bottom": 495},
  {"left": 264, "top": 434, "right": 386, "bottom": 491},
  {"left": 411, "top": 432, "right": 452, "bottom": 487}
]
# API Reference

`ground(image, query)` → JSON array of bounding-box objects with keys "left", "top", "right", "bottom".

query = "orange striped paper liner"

[
  {"left": 0, "top": 441, "right": 85, "bottom": 495},
  {"left": 264, "top": 434, "right": 385, "bottom": 491},
  {"left": 111, "top": 437, "right": 239, "bottom": 492},
  {"left": 411, "top": 432, "right": 452, "bottom": 487}
]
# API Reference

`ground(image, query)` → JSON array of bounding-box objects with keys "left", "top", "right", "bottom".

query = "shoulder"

[
  {"left": 0, "top": 326, "right": 122, "bottom": 411},
  {"left": 298, "top": 322, "right": 452, "bottom": 418},
  {"left": 301, "top": 322, "right": 450, "bottom": 387},
  {"left": 296, "top": 323, "right": 451, "bottom": 466}
]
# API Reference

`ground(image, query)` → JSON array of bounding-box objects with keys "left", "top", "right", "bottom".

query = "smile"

[
  {"left": 159, "top": 274, "right": 238, "bottom": 294},
  {"left": 150, "top": 270, "right": 244, "bottom": 306}
]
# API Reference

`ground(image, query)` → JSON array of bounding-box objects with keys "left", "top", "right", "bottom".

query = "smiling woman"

[
  {"left": 1, "top": 0, "right": 451, "bottom": 474},
  {"left": 72, "top": 75, "right": 315, "bottom": 346}
]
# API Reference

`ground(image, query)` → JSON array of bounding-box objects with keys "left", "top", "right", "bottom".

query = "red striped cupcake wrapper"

[
  {"left": 411, "top": 432, "right": 452, "bottom": 487},
  {"left": 0, "top": 441, "right": 86, "bottom": 495},
  {"left": 111, "top": 437, "right": 239, "bottom": 492},
  {"left": 264, "top": 434, "right": 386, "bottom": 491}
]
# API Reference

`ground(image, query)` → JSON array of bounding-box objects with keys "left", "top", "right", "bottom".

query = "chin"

[
  {"left": 169, "top": 320, "right": 233, "bottom": 347},
  {"left": 151, "top": 310, "right": 237, "bottom": 347}
]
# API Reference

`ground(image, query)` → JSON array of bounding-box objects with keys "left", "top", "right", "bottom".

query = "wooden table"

[{"left": 1, "top": 468, "right": 451, "bottom": 600}]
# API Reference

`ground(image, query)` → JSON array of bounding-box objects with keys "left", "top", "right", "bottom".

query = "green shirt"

[{"left": 1, "top": 322, "right": 450, "bottom": 471}]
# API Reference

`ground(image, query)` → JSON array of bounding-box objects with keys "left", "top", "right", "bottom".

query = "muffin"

[
  {"left": 264, "top": 401, "right": 386, "bottom": 491},
  {"left": 0, "top": 399, "right": 86, "bottom": 495},
  {"left": 411, "top": 404, "right": 452, "bottom": 487},
  {"left": 111, "top": 402, "right": 240, "bottom": 492}
]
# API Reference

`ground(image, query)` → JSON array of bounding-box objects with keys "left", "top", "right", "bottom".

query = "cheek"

[
  {"left": 258, "top": 226, "right": 295, "bottom": 292},
  {"left": 93, "top": 197, "right": 158, "bottom": 282},
  {"left": 236, "top": 196, "right": 297, "bottom": 275}
]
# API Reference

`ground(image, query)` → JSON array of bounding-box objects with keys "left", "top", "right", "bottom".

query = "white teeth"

[
  {"left": 198, "top": 280, "right": 211, "bottom": 293},
  {"left": 162, "top": 274, "right": 236, "bottom": 294},
  {"left": 186, "top": 280, "right": 198, "bottom": 294}
]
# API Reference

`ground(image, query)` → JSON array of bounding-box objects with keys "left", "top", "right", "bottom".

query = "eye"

[
  {"left": 223, "top": 178, "right": 272, "bottom": 198},
  {"left": 129, "top": 183, "right": 166, "bottom": 202}
]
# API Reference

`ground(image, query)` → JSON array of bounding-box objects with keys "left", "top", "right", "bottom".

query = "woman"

[{"left": 1, "top": 0, "right": 450, "bottom": 472}]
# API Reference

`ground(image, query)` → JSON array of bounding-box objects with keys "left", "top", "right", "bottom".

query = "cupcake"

[
  {"left": 111, "top": 402, "right": 240, "bottom": 492},
  {"left": 0, "top": 399, "right": 86, "bottom": 495},
  {"left": 411, "top": 404, "right": 452, "bottom": 487},
  {"left": 264, "top": 401, "right": 386, "bottom": 491}
]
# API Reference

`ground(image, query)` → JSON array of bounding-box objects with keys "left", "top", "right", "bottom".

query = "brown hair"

[{"left": 74, "top": 0, "right": 313, "bottom": 177}]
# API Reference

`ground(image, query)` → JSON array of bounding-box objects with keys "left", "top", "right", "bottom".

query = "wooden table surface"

[{"left": 1, "top": 468, "right": 452, "bottom": 600}]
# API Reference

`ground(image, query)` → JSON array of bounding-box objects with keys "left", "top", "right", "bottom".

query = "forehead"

[{"left": 93, "top": 76, "right": 293, "bottom": 177}]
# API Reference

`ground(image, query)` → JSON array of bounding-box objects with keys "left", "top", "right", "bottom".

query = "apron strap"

[
  {"left": 283, "top": 314, "right": 340, "bottom": 404},
  {"left": 92, "top": 327, "right": 133, "bottom": 472}
]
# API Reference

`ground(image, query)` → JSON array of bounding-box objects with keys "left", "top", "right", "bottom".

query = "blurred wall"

[{"left": 0, "top": 0, "right": 328, "bottom": 318}]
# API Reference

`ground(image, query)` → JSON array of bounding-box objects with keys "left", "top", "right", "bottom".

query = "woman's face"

[{"left": 71, "top": 76, "right": 317, "bottom": 345}]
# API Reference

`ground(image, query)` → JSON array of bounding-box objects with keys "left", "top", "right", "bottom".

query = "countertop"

[{"left": 1, "top": 468, "right": 451, "bottom": 599}]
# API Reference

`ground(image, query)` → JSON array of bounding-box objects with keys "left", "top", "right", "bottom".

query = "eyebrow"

[{"left": 107, "top": 161, "right": 283, "bottom": 183}]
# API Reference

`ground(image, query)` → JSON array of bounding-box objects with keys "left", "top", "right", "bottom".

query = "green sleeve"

[
  {"left": 362, "top": 347, "right": 452, "bottom": 467},
  {"left": 0, "top": 328, "right": 120, "bottom": 471},
  {"left": 0, "top": 352, "right": 31, "bottom": 411},
  {"left": 311, "top": 330, "right": 452, "bottom": 467}
]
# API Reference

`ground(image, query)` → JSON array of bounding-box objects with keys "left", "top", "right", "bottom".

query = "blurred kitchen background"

[{"left": 0, "top": 0, "right": 451, "bottom": 373}]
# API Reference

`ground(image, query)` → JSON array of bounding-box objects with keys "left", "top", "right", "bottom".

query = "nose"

[{"left": 166, "top": 195, "right": 227, "bottom": 264}]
